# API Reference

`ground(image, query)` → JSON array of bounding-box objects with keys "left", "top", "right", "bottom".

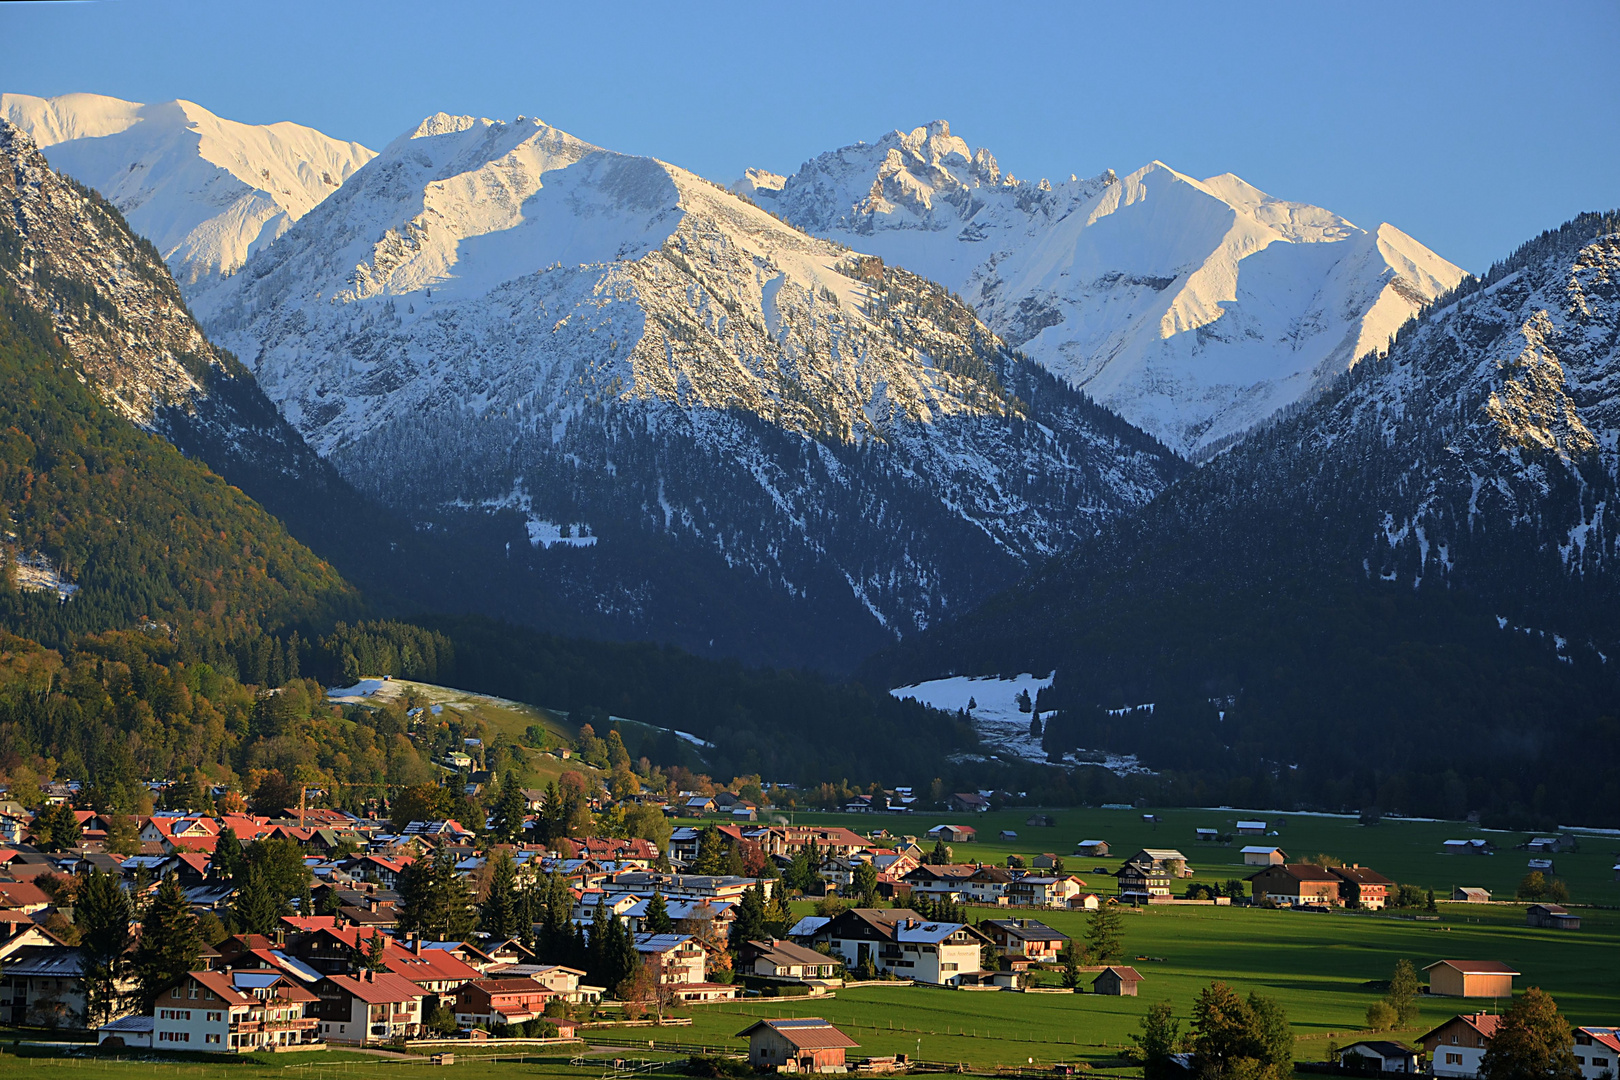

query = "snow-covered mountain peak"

[
  {"left": 755, "top": 124, "right": 1467, "bottom": 455},
  {"left": 194, "top": 112, "right": 1184, "bottom": 652},
  {"left": 0, "top": 91, "right": 374, "bottom": 289}
]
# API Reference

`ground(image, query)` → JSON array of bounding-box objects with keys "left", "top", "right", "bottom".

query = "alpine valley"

[{"left": 4, "top": 87, "right": 1617, "bottom": 824}]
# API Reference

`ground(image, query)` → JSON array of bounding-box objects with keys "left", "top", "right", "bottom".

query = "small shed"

[
  {"left": 1451, "top": 887, "right": 1491, "bottom": 903},
  {"left": 1195, "top": 828, "right": 1219, "bottom": 841},
  {"left": 1424, "top": 960, "right": 1518, "bottom": 998},
  {"left": 1241, "top": 846, "right": 1287, "bottom": 866},
  {"left": 1526, "top": 904, "right": 1580, "bottom": 930},
  {"left": 739, "top": 1018, "right": 860, "bottom": 1072},
  {"left": 1443, "top": 839, "right": 1493, "bottom": 855},
  {"left": 1340, "top": 1040, "right": 1418, "bottom": 1074},
  {"left": 97, "top": 1014, "right": 154, "bottom": 1049},
  {"left": 1235, "top": 821, "right": 1267, "bottom": 835},
  {"left": 1026, "top": 814, "right": 1056, "bottom": 827},
  {"left": 999, "top": 830, "right": 1019, "bottom": 841},
  {"left": 1091, "top": 965, "right": 1143, "bottom": 996},
  {"left": 1075, "top": 840, "right": 1109, "bottom": 857}
]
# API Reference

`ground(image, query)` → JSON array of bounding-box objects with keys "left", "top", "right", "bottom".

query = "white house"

[
  {"left": 155, "top": 970, "right": 320, "bottom": 1052},
  {"left": 314, "top": 972, "right": 423, "bottom": 1045},
  {"left": 1421, "top": 1013, "right": 1500, "bottom": 1078},
  {"left": 1574, "top": 1028, "right": 1620, "bottom": 1079}
]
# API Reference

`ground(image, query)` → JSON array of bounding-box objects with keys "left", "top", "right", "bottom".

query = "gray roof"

[{"left": 4, "top": 945, "right": 85, "bottom": 977}]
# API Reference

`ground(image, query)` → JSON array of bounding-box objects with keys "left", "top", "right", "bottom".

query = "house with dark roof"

[
  {"left": 1247, "top": 864, "right": 1341, "bottom": 907},
  {"left": 980, "top": 918, "right": 1070, "bottom": 965},
  {"left": 811, "top": 908, "right": 987, "bottom": 985},
  {"left": 741, "top": 939, "right": 841, "bottom": 981},
  {"left": 1092, "top": 965, "right": 1143, "bottom": 996},
  {"left": 739, "top": 1017, "right": 859, "bottom": 1072},
  {"left": 1329, "top": 865, "right": 1392, "bottom": 909},
  {"left": 1340, "top": 1040, "right": 1419, "bottom": 1074},
  {"left": 1526, "top": 903, "right": 1581, "bottom": 930}
]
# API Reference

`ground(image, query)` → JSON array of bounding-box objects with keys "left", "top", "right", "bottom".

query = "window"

[
  {"left": 205, "top": 1035, "right": 220, "bottom": 1045},
  {"left": 1594, "top": 1058, "right": 1609, "bottom": 1068},
  {"left": 1446, "top": 1054, "right": 1462, "bottom": 1065},
  {"left": 172, "top": 988, "right": 183, "bottom": 1000},
  {"left": 188, "top": 986, "right": 199, "bottom": 999}
]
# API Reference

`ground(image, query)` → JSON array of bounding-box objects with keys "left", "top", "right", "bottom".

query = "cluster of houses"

[{"left": 1341, "top": 975, "right": 1616, "bottom": 1080}]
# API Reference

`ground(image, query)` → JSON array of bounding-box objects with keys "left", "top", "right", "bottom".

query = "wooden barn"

[
  {"left": 1423, "top": 960, "right": 1518, "bottom": 998},
  {"left": 1092, "top": 965, "right": 1143, "bottom": 996},
  {"left": 739, "top": 1018, "right": 859, "bottom": 1072}
]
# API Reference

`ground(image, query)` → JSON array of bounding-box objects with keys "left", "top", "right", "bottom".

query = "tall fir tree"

[
  {"left": 644, "top": 891, "right": 674, "bottom": 934},
  {"left": 76, "top": 868, "right": 131, "bottom": 1025},
  {"left": 490, "top": 772, "right": 527, "bottom": 844},
  {"left": 480, "top": 850, "right": 520, "bottom": 939},
  {"left": 133, "top": 873, "right": 203, "bottom": 1010}
]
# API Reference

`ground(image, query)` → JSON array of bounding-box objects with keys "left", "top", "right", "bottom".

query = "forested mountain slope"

[
  {"left": 748, "top": 121, "right": 1465, "bottom": 457},
  {"left": 0, "top": 121, "right": 358, "bottom": 640},
  {"left": 867, "top": 212, "right": 1620, "bottom": 827},
  {"left": 193, "top": 112, "right": 1185, "bottom": 669}
]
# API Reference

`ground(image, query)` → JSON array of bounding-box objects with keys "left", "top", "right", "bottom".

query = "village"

[{"left": 0, "top": 762, "right": 1607, "bottom": 1080}]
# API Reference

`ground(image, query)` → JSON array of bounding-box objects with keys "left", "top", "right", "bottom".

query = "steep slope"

[
  {"left": 0, "top": 121, "right": 359, "bottom": 640},
  {"left": 194, "top": 113, "right": 1185, "bottom": 669},
  {"left": 1, "top": 92, "right": 374, "bottom": 288},
  {"left": 867, "top": 212, "right": 1620, "bottom": 827},
  {"left": 748, "top": 121, "right": 1465, "bottom": 457}
]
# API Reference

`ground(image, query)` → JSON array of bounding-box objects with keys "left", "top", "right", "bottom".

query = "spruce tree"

[
  {"left": 733, "top": 882, "right": 768, "bottom": 945},
  {"left": 481, "top": 850, "right": 519, "bottom": 939},
  {"left": 231, "top": 866, "right": 281, "bottom": 937},
  {"left": 134, "top": 873, "right": 203, "bottom": 1010},
  {"left": 1084, "top": 901, "right": 1124, "bottom": 964},
  {"left": 76, "top": 868, "right": 131, "bottom": 1025},
  {"left": 491, "top": 773, "right": 527, "bottom": 844},
  {"left": 644, "top": 892, "right": 674, "bottom": 934},
  {"left": 213, "top": 825, "right": 243, "bottom": 881}
]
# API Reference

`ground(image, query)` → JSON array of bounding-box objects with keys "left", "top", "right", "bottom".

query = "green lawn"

[
  {"left": 654, "top": 899, "right": 1618, "bottom": 1071},
  {"left": 733, "top": 807, "right": 1620, "bottom": 905}
]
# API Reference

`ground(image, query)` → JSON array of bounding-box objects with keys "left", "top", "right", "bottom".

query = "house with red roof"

[
  {"left": 153, "top": 969, "right": 319, "bottom": 1052},
  {"left": 1421, "top": 1013, "right": 1502, "bottom": 1078},
  {"left": 314, "top": 971, "right": 424, "bottom": 1044}
]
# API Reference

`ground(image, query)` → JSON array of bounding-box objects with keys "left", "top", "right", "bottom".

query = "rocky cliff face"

[
  {"left": 192, "top": 113, "right": 1186, "bottom": 667},
  {"left": 748, "top": 121, "right": 1466, "bottom": 457}
]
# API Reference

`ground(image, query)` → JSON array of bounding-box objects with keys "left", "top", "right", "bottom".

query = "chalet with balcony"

[
  {"left": 316, "top": 972, "right": 424, "bottom": 1044},
  {"left": 155, "top": 970, "right": 319, "bottom": 1052}
]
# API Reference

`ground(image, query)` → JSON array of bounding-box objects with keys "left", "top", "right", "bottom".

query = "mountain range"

[
  {"left": 4, "top": 90, "right": 1617, "bottom": 823},
  {"left": 741, "top": 120, "right": 1466, "bottom": 456}
]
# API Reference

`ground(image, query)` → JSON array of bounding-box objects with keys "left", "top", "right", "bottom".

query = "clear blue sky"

[{"left": 5, "top": 0, "right": 1617, "bottom": 272}]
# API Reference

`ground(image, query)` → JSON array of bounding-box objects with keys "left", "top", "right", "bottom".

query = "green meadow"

[{"left": 757, "top": 806, "right": 1620, "bottom": 904}]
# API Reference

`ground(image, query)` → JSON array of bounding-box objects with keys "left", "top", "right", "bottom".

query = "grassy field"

[
  {"left": 655, "top": 898, "right": 1619, "bottom": 1071},
  {"left": 742, "top": 807, "right": 1620, "bottom": 905}
]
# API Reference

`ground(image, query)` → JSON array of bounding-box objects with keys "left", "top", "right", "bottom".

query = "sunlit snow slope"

[
  {"left": 1, "top": 92, "right": 374, "bottom": 288},
  {"left": 747, "top": 121, "right": 1466, "bottom": 457},
  {"left": 193, "top": 113, "right": 1184, "bottom": 666}
]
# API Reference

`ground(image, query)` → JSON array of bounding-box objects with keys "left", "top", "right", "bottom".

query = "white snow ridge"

[
  {"left": 749, "top": 121, "right": 1466, "bottom": 456},
  {"left": 0, "top": 92, "right": 374, "bottom": 289}
]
